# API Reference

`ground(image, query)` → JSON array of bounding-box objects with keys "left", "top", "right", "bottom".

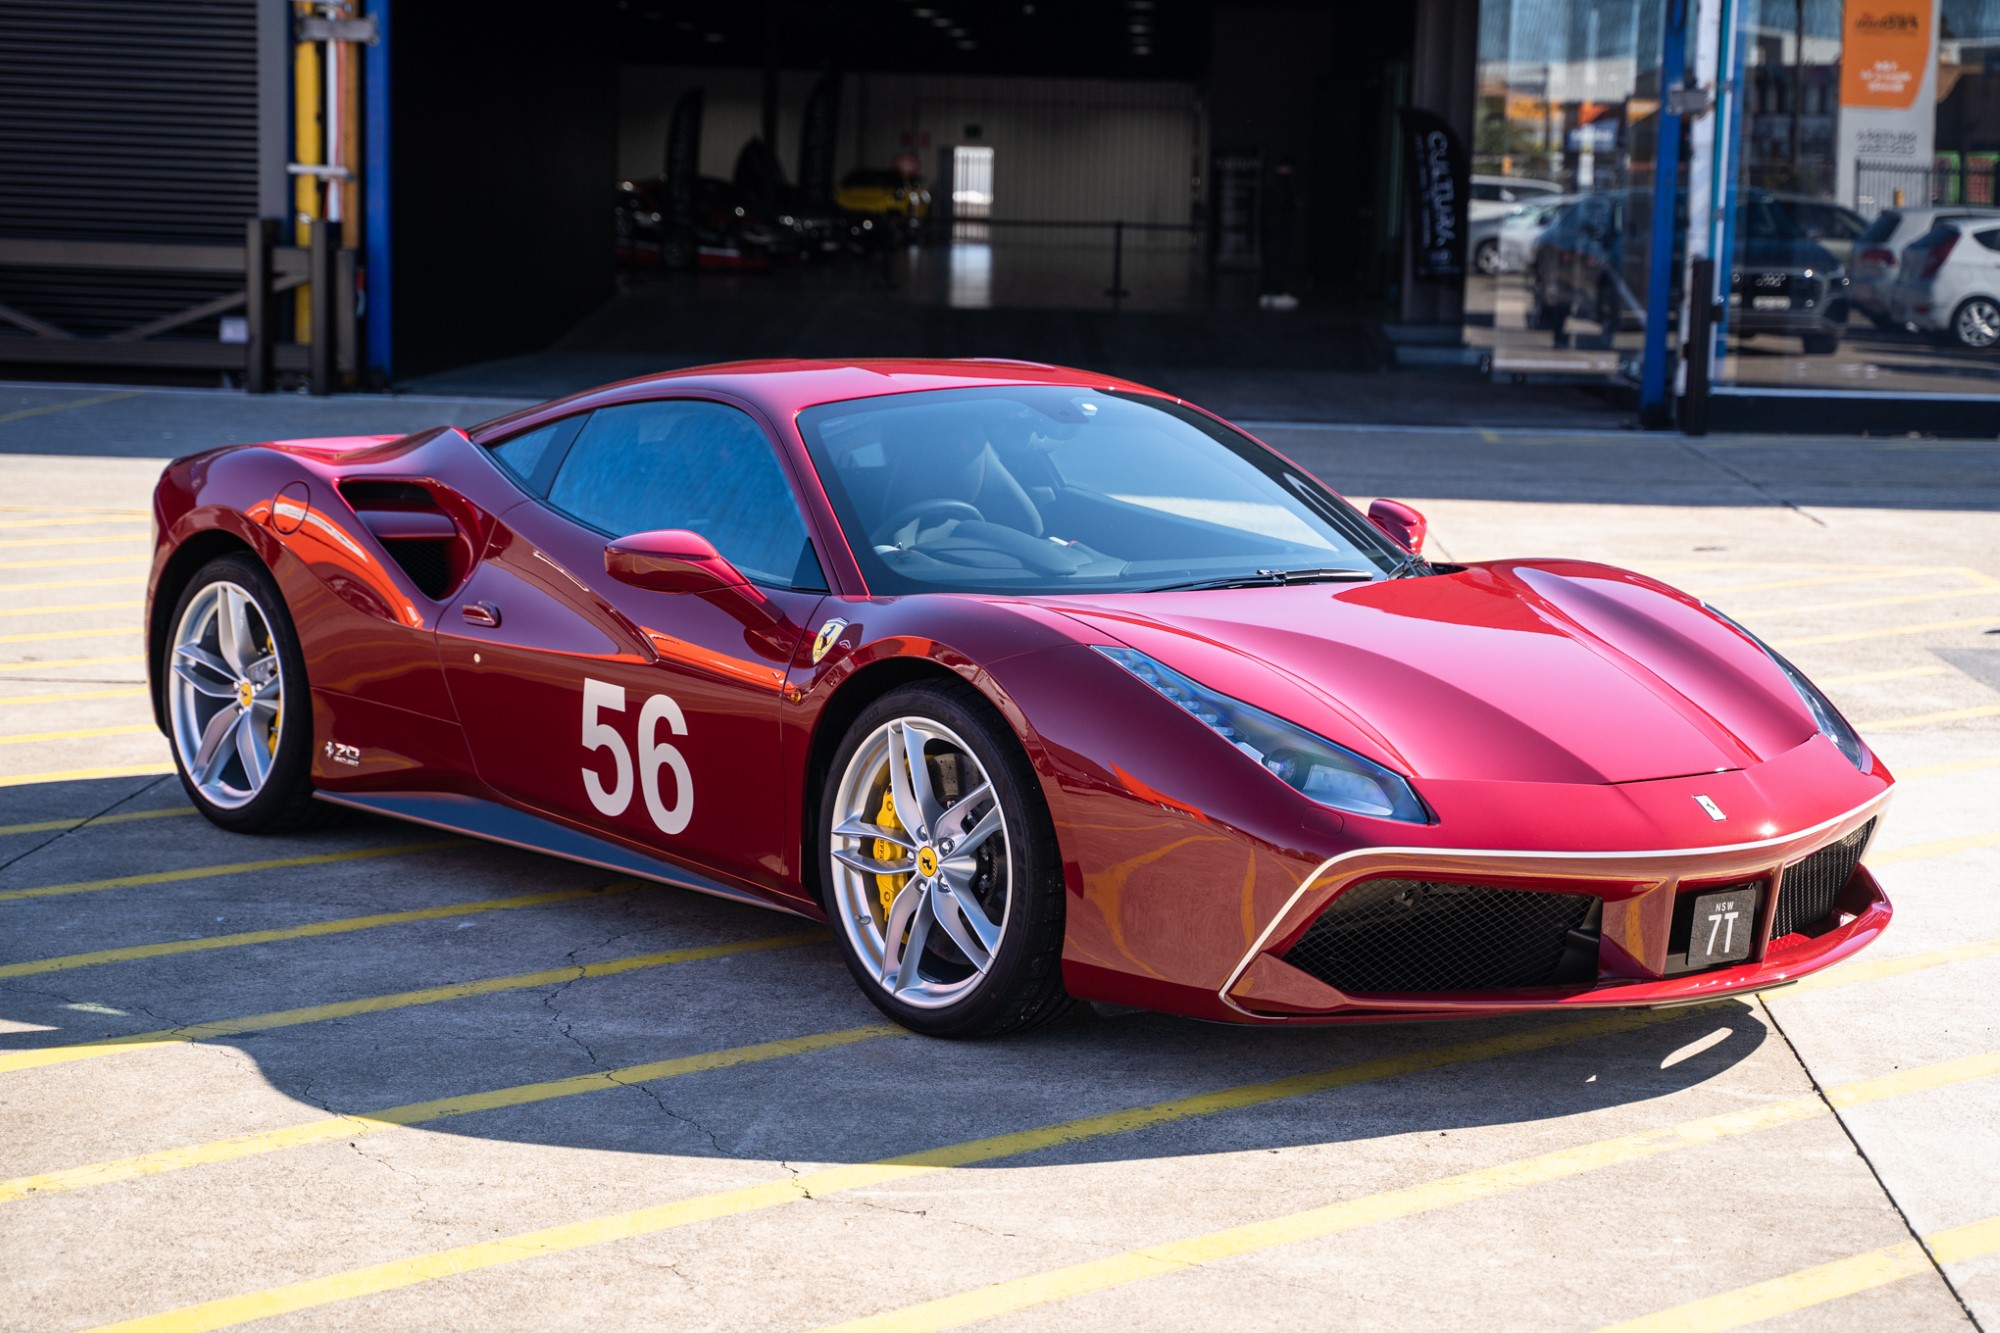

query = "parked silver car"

[{"left": 1850, "top": 205, "right": 2000, "bottom": 328}]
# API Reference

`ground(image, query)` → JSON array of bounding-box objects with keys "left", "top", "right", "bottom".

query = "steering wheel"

[{"left": 872, "top": 498, "right": 984, "bottom": 544}]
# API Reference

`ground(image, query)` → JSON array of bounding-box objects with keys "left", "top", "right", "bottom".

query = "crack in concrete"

[
  {"left": 0, "top": 775, "right": 176, "bottom": 878},
  {"left": 834, "top": 1194, "right": 1020, "bottom": 1240}
]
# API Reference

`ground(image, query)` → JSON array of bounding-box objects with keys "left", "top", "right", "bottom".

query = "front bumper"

[{"left": 1217, "top": 795, "right": 1889, "bottom": 1022}]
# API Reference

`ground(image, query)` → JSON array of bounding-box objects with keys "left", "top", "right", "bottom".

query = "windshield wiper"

[{"left": 1142, "top": 567, "right": 1378, "bottom": 593}]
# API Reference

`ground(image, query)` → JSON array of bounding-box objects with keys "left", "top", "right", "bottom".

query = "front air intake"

[
  {"left": 1773, "top": 819, "right": 1874, "bottom": 940},
  {"left": 1282, "top": 879, "right": 1599, "bottom": 994}
]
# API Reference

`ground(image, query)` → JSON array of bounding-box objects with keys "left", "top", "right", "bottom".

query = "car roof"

[{"left": 468, "top": 359, "right": 1169, "bottom": 441}]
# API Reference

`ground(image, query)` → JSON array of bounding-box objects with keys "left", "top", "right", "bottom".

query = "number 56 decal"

[{"left": 580, "top": 677, "right": 693, "bottom": 834}]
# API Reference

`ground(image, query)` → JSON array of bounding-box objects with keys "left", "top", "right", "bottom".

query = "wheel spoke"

[
  {"left": 832, "top": 815, "right": 915, "bottom": 850},
  {"left": 833, "top": 844, "right": 914, "bottom": 877},
  {"left": 936, "top": 782, "right": 991, "bottom": 842},
  {"left": 234, "top": 707, "right": 273, "bottom": 788},
  {"left": 930, "top": 880, "right": 999, "bottom": 968},
  {"left": 215, "top": 586, "right": 258, "bottom": 675},
  {"left": 893, "top": 894, "right": 937, "bottom": 995},
  {"left": 172, "top": 659, "right": 237, "bottom": 699},
  {"left": 945, "top": 802, "right": 1003, "bottom": 862},
  {"left": 244, "top": 652, "right": 281, "bottom": 686},
  {"left": 893, "top": 720, "right": 944, "bottom": 836},
  {"left": 193, "top": 705, "right": 245, "bottom": 784},
  {"left": 879, "top": 878, "right": 926, "bottom": 987}
]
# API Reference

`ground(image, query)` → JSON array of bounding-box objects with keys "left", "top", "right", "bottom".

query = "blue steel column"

[
  {"left": 1640, "top": 0, "right": 1690, "bottom": 423},
  {"left": 363, "top": 0, "right": 392, "bottom": 382}
]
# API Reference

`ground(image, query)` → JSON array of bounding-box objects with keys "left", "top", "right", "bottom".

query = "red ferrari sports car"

[{"left": 146, "top": 360, "right": 1894, "bottom": 1036}]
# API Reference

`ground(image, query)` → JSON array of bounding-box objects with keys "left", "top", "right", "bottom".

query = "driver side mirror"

[
  {"left": 605, "top": 529, "right": 749, "bottom": 594},
  {"left": 1367, "top": 499, "right": 1427, "bottom": 555}
]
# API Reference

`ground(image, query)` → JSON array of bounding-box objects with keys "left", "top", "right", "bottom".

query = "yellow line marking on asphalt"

[
  {"left": 0, "top": 504, "right": 149, "bottom": 516},
  {"left": 0, "top": 555, "right": 146, "bottom": 571},
  {"left": 0, "top": 653, "right": 144, "bottom": 673},
  {"left": 1872, "top": 829, "right": 2000, "bottom": 866},
  {"left": 0, "top": 883, "right": 632, "bottom": 980},
  {"left": 0, "top": 805, "right": 191, "bottom": 838},
  {"left": 1776, "top": 937, "right": 2000, "bottom": 999},
  {"left": 1, "top": 1017, "right": 880, "bottom": 1205},
  {"left": 0, "top": 390, "right": 140, "bottom": 425},
  {"left": 0, "top": 838, "right": 464, "bottom": 904},
  {"left": 1690, "top": 571, "right": 1936, "bottom": 596},
  {"left": 1649, "top": 561, "right": 1936, "bottom": 575},
  {"left": 1771, "top": 616, "right": 1998, "bottom": 648},
  {"left": 0, "top": 576, "right": 144, "bottom": 592},
  {"left": 0, "top": 930, "right": 830, "bottom": 1076},
  {"left": 1898, "top": 753, "right": 2000, "bottom": 780},
  {"left": 0, "top": 516, "right": 148, "bottom": 531},
  {"left": 811, "top": 1050, "right": 2000, "bottom": 1333},
  {"left": 0, "top": 599, "right": 141, "bottom": 618},
  {"left": 0, "top": 723, "right": 155, "bottom": 746},
  {"left": 1597, "top": 1213, "right": 2000, "bottom": 1333},
  {"left": 0, "top": 626, "right": 134, "bottom": 645},
  {"left": 1821, "top": 665, "right": 1955, "bottom": 686},
  {"left": 0, "top": 687, "right": 147, "bottom": 708},
  {"left": 0, "top": 761, "right": 170, "bottom": 788},
  {"left": 1856, "top": 704, "right": 2000, "bottom": 731},
  {"left": 1758, "top": 586, "right": 2000, "bottom": 617},
  {"left": 0, "top": 534, "right": 148, "bottom": 551}
]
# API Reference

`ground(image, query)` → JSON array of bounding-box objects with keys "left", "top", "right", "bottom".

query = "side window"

[
  {"left": 488, "top": 417, "right": 579, "bottom": 493},
  {"left": 1976, "top": 228, "right": 2000, "bottom": 253},
  {"left": 546, "top": 399, "right": 824, "bottom": 590}
]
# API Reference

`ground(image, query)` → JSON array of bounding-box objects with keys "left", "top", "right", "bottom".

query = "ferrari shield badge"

[
  {"left": 812, "top": 617, "right": 850, "bottom": 665},
  {"left": 1694, "top": 794, "right": 1726, "bottom": 822}
]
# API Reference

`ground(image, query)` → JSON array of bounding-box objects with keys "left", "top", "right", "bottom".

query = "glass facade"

[{"left": 1466, "top": 0, "right": 2000, "bottom": 408}]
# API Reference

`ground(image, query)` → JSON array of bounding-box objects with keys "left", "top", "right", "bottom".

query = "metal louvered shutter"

[{"left": 0, "top": 0, "right": 259, "bottom": 342}]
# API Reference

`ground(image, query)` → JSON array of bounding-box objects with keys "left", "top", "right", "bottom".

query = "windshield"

[{"left": 795, "top": 386, "right": 1403, "bottom": 595}]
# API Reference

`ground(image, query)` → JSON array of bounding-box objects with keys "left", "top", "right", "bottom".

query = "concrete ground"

[{"left": 0, "top": 382, "right": 1996, "bottom": 1331}]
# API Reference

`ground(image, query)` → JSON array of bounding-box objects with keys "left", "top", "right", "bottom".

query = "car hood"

[{"left": 1042, "top": 560, "right": 1815, "bottom": 786}]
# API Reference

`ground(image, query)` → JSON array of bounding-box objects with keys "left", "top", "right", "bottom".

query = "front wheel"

[
  {"left": 1473, "top": 238, "right": 1501, "bottom": 276},
  {"left": 1951, "top": 296, "right": 2000, "bottom": 349},
  {"left": 820, "top": 680, "right": 1070, "bottom": 1038},
  {"left": 163, "top": 552, "right": 331, "bottom": 833}
]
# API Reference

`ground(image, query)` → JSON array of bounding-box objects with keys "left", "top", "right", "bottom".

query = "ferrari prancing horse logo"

[
  {"left": 812, "top": 618, "right": 850, "bottom": 665},
  {"left": 1694, "top": 794, "right": 1726, "bottom": 822}
]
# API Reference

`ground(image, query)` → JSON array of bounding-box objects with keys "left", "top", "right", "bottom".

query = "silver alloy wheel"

[
  {"left": 167, "top": 580, "right": 284, "bottom": 810},
  {"left": 828, "top": 715, "right": 1011, "bottom": 1009},
  {"left": 1956, "top": 297, "right": 2000, "bottom": 349}
]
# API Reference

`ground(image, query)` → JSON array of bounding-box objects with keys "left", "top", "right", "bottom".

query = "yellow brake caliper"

[
  {"left": 873, "top": 786, "right": 904, "bottom": 920},
  {"left": 264, "top": 631, "right": 281, "bottom": 756}
]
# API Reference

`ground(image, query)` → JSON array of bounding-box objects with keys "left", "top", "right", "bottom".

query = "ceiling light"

[
  {"left": 703, "top": 30, "right": 724, "bottom": 42},
  {"left": 949, "top": 27, "right": 966, "bottom": 36},
  {"left": 1134, "top": 44, "right": 1152, "bottom": 54},
  {"left": 957, "top": 38, "right": 977, "bottom": 48},
  {"left": 1129, "top": 22, "right": 1150, "bottom": 32},
  {"left": 913, "top": 7, "right": 934, "bottom": 14}
]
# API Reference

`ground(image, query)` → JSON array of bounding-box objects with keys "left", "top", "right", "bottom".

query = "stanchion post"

[
  {"left": 309, "top": 217, "right": 335, "bottom": 395},
  {"left": 1682, "top": 256, "right": 1717, "bottom": 436},
  {"left": 244, "top": 218, "right": 274, "bottom": 395},
  {"left": 1104, "top": 220, "right": 1130, "bottom": 302}
]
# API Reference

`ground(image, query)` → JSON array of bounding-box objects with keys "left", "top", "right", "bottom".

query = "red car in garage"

[{"left": 145, "top": 360, "right": 1894, "bottom": 1036}]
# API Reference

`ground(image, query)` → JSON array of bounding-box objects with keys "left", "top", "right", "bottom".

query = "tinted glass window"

[
  {"left": 1472, "top": 182, "right": 1503, "bottom": 202},
  {"left": 548, "top": 400, "right": 821, "bottom": 589},
  {"left": 1977, "top": 229, "right": 2000, "bottom": 253},
  {"left": 488, "top": 419, "right": 571, "bottom": 490}
]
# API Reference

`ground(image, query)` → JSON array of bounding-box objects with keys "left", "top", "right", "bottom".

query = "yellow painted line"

[
  {"left": 0, "top": 576, "right": 143, "bottom": 592},
  {"left": 0, "top": 626, "right": 133, "bottom": 644},
  {"left": 104, "top": 1032, "right": 2000, "bottom": 1333},
  {"left": 0, "top": 838, "right": 463, "bottom": 905},
  {"left": 0, "top": 389, "right": 140, "bottom": 425},
  {"left": 0, "top": 516, "right": 148, "bottom": 531},
  {"left": 1760, "top": 586, "right": 2000, "bottom": 617},
  {"left": 1597, "top": 1213, "right": 2000, "bottom": 1333},
  {"left": 0, "top": 686, "right": 147, "bottom": 707},
  {"left": 0, "top": 761, "right": 170, "bottom": 788},
  {"left": 1857, "top": 704, "right": 2000, "bottom": 731},
  {"left": 1690, "top": 572, "right": 1929, "bottom": 596},
  {"left": 813, "top": 1050, "right": 2000, "bottom": 1333},
  {"left": 0, "top": 930, "right": 829, "bottom": 1077},
  {"left": 0, "top": 556, "right": 146, "bottom": 571},
  {"left": 0, "top": 653, "right": 143, "bottom": 672},
  {"left": 1872, "top": 829, "right": 2000, "bottom": 866},
  {"left": 0, "top": 723, "right": 155, "bottom": 747},
  {"left": 0, "top": 805, "right": 191, "bottom": 838},
  {"left": 1899, "top": 753, "right": 2000, "bottom": 780},
  {"left": 0, "top": 883, "right": 631, "bottom": 981},
  {"left": 1776, "top": 936, "right": 2000, "bottom": 999},
  {"left": 1651, "top": 561, "right": 1934, "bottom": 575},
  {"left": 1771, "top": 616, "right": 1997, "bottom": 648},
  {"left": 0, "top": 599, "right": 141, "bottom": 618},
  {"left": 0, "top": 534, "right": 148, "bottom": 551},
  {"left": 0, "top": 1011, "right": 876, "bottom": 1210},
  {"left": 1822, "top": 665, "right": 1956, "bottom": 687}
]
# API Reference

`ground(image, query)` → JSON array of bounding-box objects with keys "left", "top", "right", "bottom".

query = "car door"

[{"left": 436, "top": 397, "right": 829, "bottom": 896}]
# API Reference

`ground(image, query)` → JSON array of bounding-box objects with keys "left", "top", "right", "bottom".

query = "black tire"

[
  {"left": 819, "top": 679, "right": 1071, "bottom": 1038},
  {"left": 162, "top": 552, "right": 337, "bottom": 834},
  {"left": 1801, "top": 332, "right": 1840, "bottom": 356},
  {"left": 1474, "top": 238, "right": 1501, "bottom": 276}
]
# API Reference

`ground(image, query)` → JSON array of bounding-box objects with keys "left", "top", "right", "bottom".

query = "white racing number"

[{"left": 580, "top": 677, "right": 692, "bottom": 835}]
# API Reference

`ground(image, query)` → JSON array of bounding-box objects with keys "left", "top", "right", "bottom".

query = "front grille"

[
  {"left": 1773, "top": 819, "right": 1874, "bottom": 940},
  {"left": 1282, "top": 879, "right": 1598, "bottom": 994}
]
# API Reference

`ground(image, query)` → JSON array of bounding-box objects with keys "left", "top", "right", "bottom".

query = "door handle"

[{"left": 461, "top": 601, "right": 502, "bottom": 628}]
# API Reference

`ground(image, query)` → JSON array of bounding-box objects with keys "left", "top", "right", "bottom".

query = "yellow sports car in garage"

[{"left": 837, "top": 168, "right": 931, "bottom": 231}]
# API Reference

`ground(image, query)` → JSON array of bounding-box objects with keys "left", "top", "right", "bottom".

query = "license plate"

[
  {"left": 1752, "top": 295, "right": 1790, "bottom": 311},
  {"left": 1687, "top": 887, "right": 1758, "bottom": 969}
]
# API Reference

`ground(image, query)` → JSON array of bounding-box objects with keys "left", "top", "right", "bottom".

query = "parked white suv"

[
  {"left": 1891, "top": 218, "right": 2000, "bottom": 349},
  {"left": 1851, "top": 206, "right": 2000, "bottom": 329}
]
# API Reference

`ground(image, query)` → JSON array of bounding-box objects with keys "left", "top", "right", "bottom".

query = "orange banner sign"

[{"left": 1840, "top": 1, "right": 1933, "bottom": 109}]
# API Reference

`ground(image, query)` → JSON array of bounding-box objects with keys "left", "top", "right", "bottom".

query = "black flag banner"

[
  {"left": 664, "top": 88, "right": 704, "bottom": 215},
  {"left": 1399, "top": 107, "right": 1469, "bottom": 282},
  {"left": 798, "top": 72, "right": 843, "bottom": 210}
]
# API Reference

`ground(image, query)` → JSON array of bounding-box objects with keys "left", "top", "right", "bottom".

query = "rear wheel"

[
  {"left": 1951, "top": 296, "right": 2000, "bottom": 349},
  {"left": 1474, "top": 238, "right": 1501, "bottom": 276},
  {"left": 163, "top": 553, "right": 331, "bottom": 833},
  {"left": 820, "top": 680, "right": 1070, "bottom": 1038}
]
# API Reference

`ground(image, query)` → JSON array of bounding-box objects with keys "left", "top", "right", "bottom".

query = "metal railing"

[
  {"left": 1854, "top": 158, "right": 1999, "bottom": 213},
  {"left": 944, "top": 218, "right": 1205, "bottom": 303},
  {"left": 0, "top": 218, "right": 356, "bottom": 393}
]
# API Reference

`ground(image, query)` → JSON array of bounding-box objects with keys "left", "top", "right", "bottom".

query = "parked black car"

[{"left": 614, "top": 176, "right": 799, "bottom": 270}]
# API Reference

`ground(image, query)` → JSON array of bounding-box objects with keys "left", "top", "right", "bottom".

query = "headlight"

[
  {"left": 1706, "top": 606, "right": 1869, "bottom": 772},
  {"left": 1097, "top": 647, "right": 1430, "bottom": 822}
]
